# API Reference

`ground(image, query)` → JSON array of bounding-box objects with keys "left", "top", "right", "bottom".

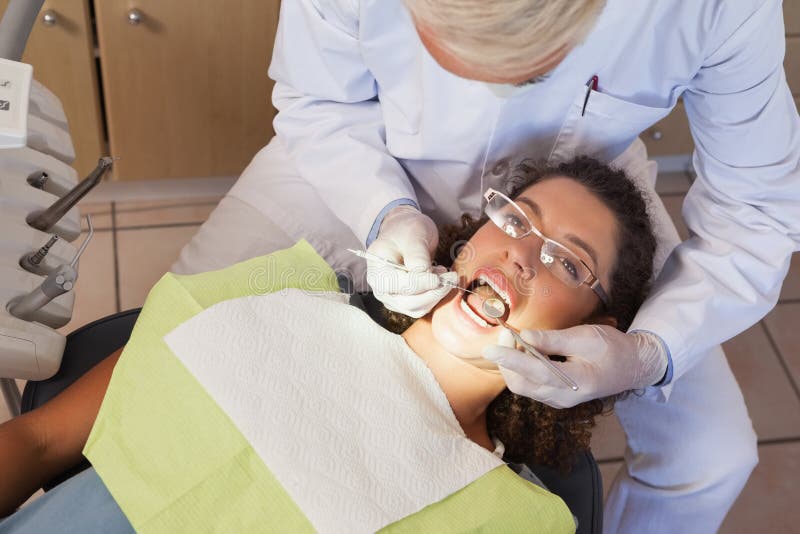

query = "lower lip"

[{"left": 453, "top": 291, "right": 499, "bottom": 332}]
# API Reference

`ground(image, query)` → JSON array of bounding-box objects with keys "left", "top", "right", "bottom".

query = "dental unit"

[
  {"left": 26, "top": 169, "right": 48, "bottom": 190},
  {"left": 1, "top": 0, "right": 104, "bottom": 416},
  {"left": 26, "top": 157, "right": 113, "bottom": 233},
  {"left": 18, "top": 234, "right": 59, "bottom": 275},
  {"left": 8, "top": 216, "right": 93, "bottom": 323}
]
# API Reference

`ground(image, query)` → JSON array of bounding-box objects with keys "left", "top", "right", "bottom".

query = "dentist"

[{"left": 172, "top": 1, "right": 800, "bottom": 531}]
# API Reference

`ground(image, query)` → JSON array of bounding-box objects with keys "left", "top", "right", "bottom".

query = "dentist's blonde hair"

[{"left": 404, "top": 0, "right": 605, "bottom": 79}]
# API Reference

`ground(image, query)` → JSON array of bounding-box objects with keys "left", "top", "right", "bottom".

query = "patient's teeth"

[
  {"left": 477, "top": 275, "right": 511, "bottom": 309},
  {"left": 460, "top": 298, "right": 489, "bottom": 327}
]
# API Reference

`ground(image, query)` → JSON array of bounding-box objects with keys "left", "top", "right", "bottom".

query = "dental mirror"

[
  {"left": 482, "top": 298, "right": 579, "bottom": 391},
  {"left": 482, "top": 297, "right": 507, "bottom": 321}
]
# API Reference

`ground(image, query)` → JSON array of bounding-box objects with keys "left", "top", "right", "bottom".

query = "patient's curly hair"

[{"left": 384, "top": 156, "right": 657, "bottom": 472}]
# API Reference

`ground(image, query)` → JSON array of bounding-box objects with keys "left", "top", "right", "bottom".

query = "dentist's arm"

[
  {"left": 270, "top": 1, "right": 447, "bottom": 315},
  {"left": 483, "top": 0, "right": 799, "bottom": 407},
  {"left": 630, "top": 0, "right": 799, "bottom": 381}
]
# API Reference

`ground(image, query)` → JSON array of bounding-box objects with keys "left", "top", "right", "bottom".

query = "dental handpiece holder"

[
  {"left": 7, "top": 219, "right": 92, "bottom": 323},
  {"left": 1, "top": 15, "right": 103, "bottom": 416},
  {"left": 7, "top": 264, "right": 77, "bottom": 320},
  {"left": 26, "top": 157, "right": 113, "bottom": 233}
]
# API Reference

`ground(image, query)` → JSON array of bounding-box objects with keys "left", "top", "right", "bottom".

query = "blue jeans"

[{"left": 0, "top": 468, "right": 133, "bottom": 533}]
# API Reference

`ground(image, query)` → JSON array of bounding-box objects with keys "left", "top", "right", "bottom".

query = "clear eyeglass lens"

[
  {"left": 487, "top": 193, "right": 590, "bottom": 289},
  {"left": 541, "top": 241, "right": 587, "bottom": 288},
  {"left": 488, "top": 197, "right": 531, "bottom": 239}
]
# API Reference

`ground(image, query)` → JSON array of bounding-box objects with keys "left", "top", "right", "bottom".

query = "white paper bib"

[{"left": 164, "top": 289, "right": 503, "bottom": 533}]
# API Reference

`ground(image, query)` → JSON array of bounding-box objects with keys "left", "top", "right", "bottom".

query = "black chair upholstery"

[
  {"left": 528, "top": 454, "right": 604, "bottom": 533},
  {"left": 23, "top": 295, "right": 603, "bottom": 532},
  {"left": 21, "top": 309, "right": 141, "bottom": 414}
]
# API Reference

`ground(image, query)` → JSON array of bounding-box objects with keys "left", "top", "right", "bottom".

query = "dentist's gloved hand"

[
  {"left": 482, "top": 325, "right": 669, "bottom": 408},
  {"left": 367, "top": 205, "right": 457, "bottom": 318}
]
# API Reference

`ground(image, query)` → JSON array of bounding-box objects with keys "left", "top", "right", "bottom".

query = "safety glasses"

[{"left": 483, "top": 188, "right": 610, "bottom": 307}]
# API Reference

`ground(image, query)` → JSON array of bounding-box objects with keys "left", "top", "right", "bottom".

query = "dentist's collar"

[
  {"left": 484, "top": 75, "right": 550, "bottom": 99},
  {"left": 484, "top": 82, "right": 520, "bottom": 99}
]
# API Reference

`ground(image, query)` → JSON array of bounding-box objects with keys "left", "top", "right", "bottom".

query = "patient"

[{"left": 0, "top": 156, "right": 656, "bottom": 530}]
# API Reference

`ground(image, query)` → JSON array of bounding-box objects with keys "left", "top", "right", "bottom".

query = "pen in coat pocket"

[{"left": 581, "top": 75, "right": 599, "bottom": 117}]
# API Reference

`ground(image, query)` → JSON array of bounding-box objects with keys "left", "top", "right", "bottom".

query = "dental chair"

[
  {"left": 22, "top": 292, "right": 604, "bottom": 534},
  {"left": 6, "top": 1, "right": 603, "bottom": 528}
]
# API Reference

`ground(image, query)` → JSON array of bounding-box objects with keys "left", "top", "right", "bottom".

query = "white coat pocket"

[{"left": 549, "top": 84, "right": 672, "bottom": 165}]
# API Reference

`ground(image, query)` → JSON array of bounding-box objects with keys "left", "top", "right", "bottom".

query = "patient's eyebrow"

[
  {"left": 563, "top": 233, "right": 599, "bottom": 271},
  {"left": 516, "top": 197, "right": 599, "bottom": 269},
  {"left": 516, "top": 197, "right": 542, "bottom": 219}
]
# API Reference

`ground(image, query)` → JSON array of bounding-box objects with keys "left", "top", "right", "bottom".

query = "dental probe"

[
  {"left": 346, "top": 248, "right": 482, "bottom": 296},
  {"left": 482, "top": 298, "right": 579, "bottom": 391}
]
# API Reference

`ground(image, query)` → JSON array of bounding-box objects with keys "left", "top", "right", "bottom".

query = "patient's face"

[{"left": 430, "top": 177, "right": 619, "bottom": 358}]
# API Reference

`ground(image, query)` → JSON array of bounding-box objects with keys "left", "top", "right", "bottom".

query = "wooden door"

[
  {"left": 0, "top": 0, "right": 107, "bottom": 177},
  {"left": 94, "top": 0, "right": 280, "bottom": 180}
]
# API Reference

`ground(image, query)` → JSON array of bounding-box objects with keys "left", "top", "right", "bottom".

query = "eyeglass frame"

[{"left": 483, "top": 188, "right": 610, "bottom": 308}]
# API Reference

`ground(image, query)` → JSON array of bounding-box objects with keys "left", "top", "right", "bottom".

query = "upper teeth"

[{"left": 477, "top": 275, "right": 511, "bottom": 308}]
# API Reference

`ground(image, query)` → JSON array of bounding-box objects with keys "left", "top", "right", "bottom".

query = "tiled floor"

[{"left": 2, "top": 174, "right": 799, "bottom": 529}]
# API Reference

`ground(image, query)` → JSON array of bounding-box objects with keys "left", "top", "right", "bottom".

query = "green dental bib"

[{"left": 84, "top": 240, "right": 574, "bottom": 533}]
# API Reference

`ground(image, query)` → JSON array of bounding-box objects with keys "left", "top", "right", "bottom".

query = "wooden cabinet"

[
  {"left": 94, "top": 1, "right": 280, "bottom": 180},
  {"left": 786, "top": 36, "right": 800, "bottom": 95},
  {"left": 0, "top": 0, "right": 105, "bottom": 177},
  {"left": 7, "top": 0, "right": 798, "bottom": 176},
  {"left": 4, "top": 0, "right": 279, "bottom": 181},
  {"left": 786, "top": 1, "right": 800, "bottom": 35}
]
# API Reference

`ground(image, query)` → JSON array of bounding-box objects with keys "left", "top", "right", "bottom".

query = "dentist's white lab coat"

[{"left": 268, "top": 0, "right": 800, "bottom": 384}]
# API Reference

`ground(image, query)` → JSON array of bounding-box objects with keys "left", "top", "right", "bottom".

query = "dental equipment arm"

[{"left": 0, "top": 0, "right": 44, "bottom": 62}]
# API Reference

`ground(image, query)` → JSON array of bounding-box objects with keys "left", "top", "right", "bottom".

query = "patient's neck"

[{"left": 401, "top": 318, "right": 506, "bottom": 451}]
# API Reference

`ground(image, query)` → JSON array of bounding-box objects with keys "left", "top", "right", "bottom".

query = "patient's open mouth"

[{"left": 460, "top": 270, "right": 513, "bottom": 328}]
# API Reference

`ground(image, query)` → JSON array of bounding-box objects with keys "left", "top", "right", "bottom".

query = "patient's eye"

[
  {"left": 558, "top": 257, "right": 579, "bottom": 280},
  {"left": 502, "top": 214, "right": 527, "bottom": 238}
]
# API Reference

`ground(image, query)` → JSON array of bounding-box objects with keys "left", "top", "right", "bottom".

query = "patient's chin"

[
  {"left": 430, "top": 297, "right": 494, "bottom": 361},
  {"left": 457, "top": 353, "right": 502, "bottom": 372}
]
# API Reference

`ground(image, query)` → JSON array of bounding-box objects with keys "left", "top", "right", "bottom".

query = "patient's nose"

[
  {"left": 518, "top": 265, "right": 537, "bottom": 281},
  {"left": 503, "top": 233, "right": 541, "bottom": 273},
  {"left": 501, "top": 240, "right": 539, "bottom": 292}
]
